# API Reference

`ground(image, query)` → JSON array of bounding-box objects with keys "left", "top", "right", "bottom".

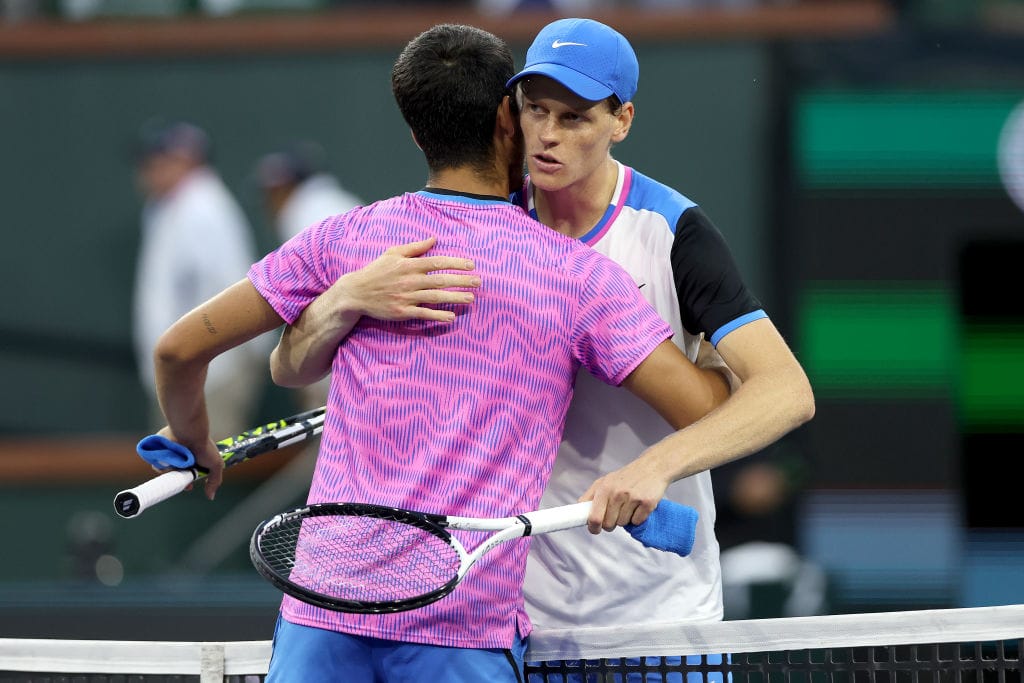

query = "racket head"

[{"left": 250, "top": 502, "right": 464, "bottom": 614}]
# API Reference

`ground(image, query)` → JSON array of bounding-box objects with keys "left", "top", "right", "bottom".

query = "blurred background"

[{"left": 1, "top": 0, "right": 1022, "bottom": 642}]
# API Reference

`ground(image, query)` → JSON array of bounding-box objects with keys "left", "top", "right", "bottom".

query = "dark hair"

[{"left": 391, "top": 24, "right": 514, "bottom": 173}]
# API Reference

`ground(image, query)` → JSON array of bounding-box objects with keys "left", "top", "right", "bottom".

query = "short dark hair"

[{"left": 391, "top": 24, "right": 514, "bottom": 173}]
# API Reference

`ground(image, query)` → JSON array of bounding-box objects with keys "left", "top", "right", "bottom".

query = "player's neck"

[
  {"left": 427, "top": 165, "right": 510, "bottom": 200},
  {"left": 533, "top": 157, "right": 618, "bottom": 240}
]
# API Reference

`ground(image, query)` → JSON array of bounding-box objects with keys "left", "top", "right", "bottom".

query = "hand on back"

[{"left": 339, "top": 236, "right": 481, "bottom": 323}]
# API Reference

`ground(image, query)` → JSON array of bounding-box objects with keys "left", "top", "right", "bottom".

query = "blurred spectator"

[
  {"left": 254, "top": 142, "right": 362, "bottom": 410},
  {"left": 714, "top": 447, "right": 828, "bottom": 619},
  {"left": 133, "top": 119, "right": 267, "bottom": 439},
  {"left": 714, "top": 451, "right": 801, "bottom": 551},
  {"left": 1, "top": 0, "right": 43, "bottom": 22},
  {"left": 254, "top": 141, "right": 363, "bottom": 244}
]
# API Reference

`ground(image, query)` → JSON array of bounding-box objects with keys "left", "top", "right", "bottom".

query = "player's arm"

[
  {"left": 583, "top": 207, "right": 814, "bottom": 532},
  {"left": 584, "top": 319, "right": 813, "bottom": 532},
  {"left": 648, "top": 318, "right": 812, "bottom": 481},
  {"left": 271, "top": 237, "right": 480, "bottom": 387},
  {"left": 153, "top": 278, "right": 286, "bottom": 500},
  {"left": 651, "top": 206, "right": 814, "bottom": 479},
  {"left": 696, "top": 337, "right": 741, "bottom": 394},
  {"left": 622, "top": 339, "right": 732, "bottom": 431}
]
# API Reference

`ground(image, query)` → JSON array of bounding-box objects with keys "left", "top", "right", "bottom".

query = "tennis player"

[
  {"left": 279, "top": 16, "right": 814, "bottom": 619},
  {"left": 505, "top": 17, "right": 815, "bottom": 679},
  {"left": 279, "top": 18, "right": 816, "bottom": 682},
  {"left": 150, "top": 24, "right": 731, "bottom": 682}
]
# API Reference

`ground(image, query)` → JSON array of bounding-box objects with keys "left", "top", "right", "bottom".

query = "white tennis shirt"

[{"left": 518, "top": 162, "right": 767, "bottom": 629}]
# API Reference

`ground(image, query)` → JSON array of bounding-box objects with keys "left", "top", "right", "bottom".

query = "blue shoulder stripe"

[
  {"left": 625, "top": 167, "right": 697, "bottom": 235},
  {"left": 710, "top": 310, "right": 768, "bottom": 346}
]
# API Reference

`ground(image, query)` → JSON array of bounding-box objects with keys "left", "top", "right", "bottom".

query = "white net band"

[
  {"left": 1, "top": 604, "right": 1022, "bottom": 677},
  {"left": 0, "top": 638, "right": 270, "bottom": 677},
  {"left": 528, "top": 603, "right": 1024, "bottom": 660}
]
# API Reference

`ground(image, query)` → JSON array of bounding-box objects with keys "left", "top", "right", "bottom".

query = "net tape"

[
  {"left": 0, "top": 604, "right": 1021, "bottom": 680},
  {"left": 527, "top": 603, "right": 1024, "bottom": 661}
]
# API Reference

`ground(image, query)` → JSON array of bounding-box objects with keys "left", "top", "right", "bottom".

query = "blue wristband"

[{"left": 624, "top": 499, "right": 699, "bottom": 557}]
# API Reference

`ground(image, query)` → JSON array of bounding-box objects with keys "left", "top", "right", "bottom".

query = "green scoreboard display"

[{"left": 791, "top": 87, "right": 1024, "bottom": 527}]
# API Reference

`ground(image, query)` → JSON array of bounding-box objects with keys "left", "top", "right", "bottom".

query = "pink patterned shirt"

[{"left": 248, "top": 189, "right": 671, "bottom": 649}]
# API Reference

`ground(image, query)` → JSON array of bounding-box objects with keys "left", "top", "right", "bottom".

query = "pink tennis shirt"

[{"left": 248, "top": 189, "right": 672, "bottom": 649}]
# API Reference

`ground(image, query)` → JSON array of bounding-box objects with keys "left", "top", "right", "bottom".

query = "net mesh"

[
  {"left": 0, "top": 605, "right": 1021, "bottom": 682},
  {"left": 524, "top": 643, "right": 1023, "bottom": 682}
]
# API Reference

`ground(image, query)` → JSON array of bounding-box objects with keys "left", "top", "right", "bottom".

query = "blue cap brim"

[{"left": 507, "top": 63, "right": 614, "bottom": 103}]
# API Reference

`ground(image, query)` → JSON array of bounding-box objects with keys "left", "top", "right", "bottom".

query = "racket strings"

[{"left": 259, "top": 514, "right": 461, "bottom": 605}]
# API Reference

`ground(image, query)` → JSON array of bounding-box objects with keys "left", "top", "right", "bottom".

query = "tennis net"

[{"left": 0, "top": 604, "right": 1021, "bottom": 682}]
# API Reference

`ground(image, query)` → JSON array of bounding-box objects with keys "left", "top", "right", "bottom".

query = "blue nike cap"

[{"left": 506, "top": 18, "right": 639, "bottom": 104}]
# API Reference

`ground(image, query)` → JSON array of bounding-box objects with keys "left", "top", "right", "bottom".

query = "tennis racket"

[
  {"left": 113, "top": 407, "right": 326, "bottom": 519},
  {"left": 250, "top": 498, "right": 697, "bottom": 614}
]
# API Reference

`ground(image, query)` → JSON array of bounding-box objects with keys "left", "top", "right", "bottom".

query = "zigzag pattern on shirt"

[{"left": 251, "top": 191, "right": 672, "bottom": 649}]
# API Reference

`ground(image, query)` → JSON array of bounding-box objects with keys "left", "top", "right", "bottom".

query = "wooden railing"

[
  {"left": 0, "top": 436, "right": 306, "bottom": 483},
  {"left": 0, "top": 1, "right": 896, "bottom": 59}
]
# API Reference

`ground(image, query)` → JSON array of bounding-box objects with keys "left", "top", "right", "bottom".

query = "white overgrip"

[
  {"left": 520, "top": 501, "right": 593, "bottom": 535},
  {"left": 114, "top": 469, "right": 198, "bottom": 518}
]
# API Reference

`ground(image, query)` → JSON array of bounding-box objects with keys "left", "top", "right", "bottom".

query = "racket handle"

[
  {"left": 521, "top": 501, "right": 594, "bottom": 535},
  {"left": 524, "top": 500, "right": 699, "bottom": 557},
  {"left": 113, "top": 468, "right": 199, "bottom": 519}
]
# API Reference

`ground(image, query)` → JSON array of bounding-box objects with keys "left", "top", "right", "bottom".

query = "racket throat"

[{"left": 516, "top": 514, "right": 533, "bottom": 537}]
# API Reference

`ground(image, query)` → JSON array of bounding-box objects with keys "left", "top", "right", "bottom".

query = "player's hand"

[
  {"left": 338, "top": 236, "right": 480, "bottom": 323},
  {"left": 579, "top": 458, "right": 671, "bottom": 534},
  {"left": 155, "top": 426, "right": 224, "bottom": 501}
]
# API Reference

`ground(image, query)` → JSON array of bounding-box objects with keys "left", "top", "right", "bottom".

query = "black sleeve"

[{"left": 670, "top": 206, "right": 763, "bottom": 339}]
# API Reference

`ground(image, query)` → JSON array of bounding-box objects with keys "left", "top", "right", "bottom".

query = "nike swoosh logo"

[
  {"left": 552, "top": 40, "right": 587, "bottom": 48},
  {"left": 638, "top": 283, "right": 647, "bottom": 289}
]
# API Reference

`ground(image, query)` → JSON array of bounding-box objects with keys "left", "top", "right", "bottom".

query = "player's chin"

[{"left": 526, "top": 168, "right": 568, "bottom": 193}]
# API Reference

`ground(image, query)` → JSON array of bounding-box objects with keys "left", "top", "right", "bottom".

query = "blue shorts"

[{"left": 266, "top": 614, "right": 528, "bottom": 682}]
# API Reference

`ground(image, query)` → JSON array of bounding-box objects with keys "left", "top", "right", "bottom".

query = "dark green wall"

[{"left": 0, "top": 42, "right": 773, "bottom": 434}]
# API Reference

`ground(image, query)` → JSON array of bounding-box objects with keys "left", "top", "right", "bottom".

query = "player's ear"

[
  {"left": 508, "top": 86, "right": 521, "bottom": 118},
  {"left": 410, "top": 129, "right": 423, "bottom": 151},
  {"left": 611, "top": 101, "right": 634, "bottom": 144},
  {"left": 496, "top": 95, "right": 517, "bottom": 140}
]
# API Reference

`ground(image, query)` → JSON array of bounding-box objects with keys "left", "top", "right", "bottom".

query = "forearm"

[
  {"left": 154, "top": 279, "right": 285, "bottom": 448},
  {"left": 270, "top": 238, "right": 480, "bottom": 387},
  {"left": 148, "top": 279, "right": 286, "bottom": 500},
  {"left": 583, "top": 320, "right": 814, "bottom": 531},
  {"left": 154, "top": 350, "right": 212, "bottom": 446},
  {"left": 270, "top": 281, "right": 361, "bottom": 388},
  {"left": 644, "top": 318, "right": 816, "bottom": 480},
  {"left": 639, "top": 362, "right": 814, "bottom": 481}
]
